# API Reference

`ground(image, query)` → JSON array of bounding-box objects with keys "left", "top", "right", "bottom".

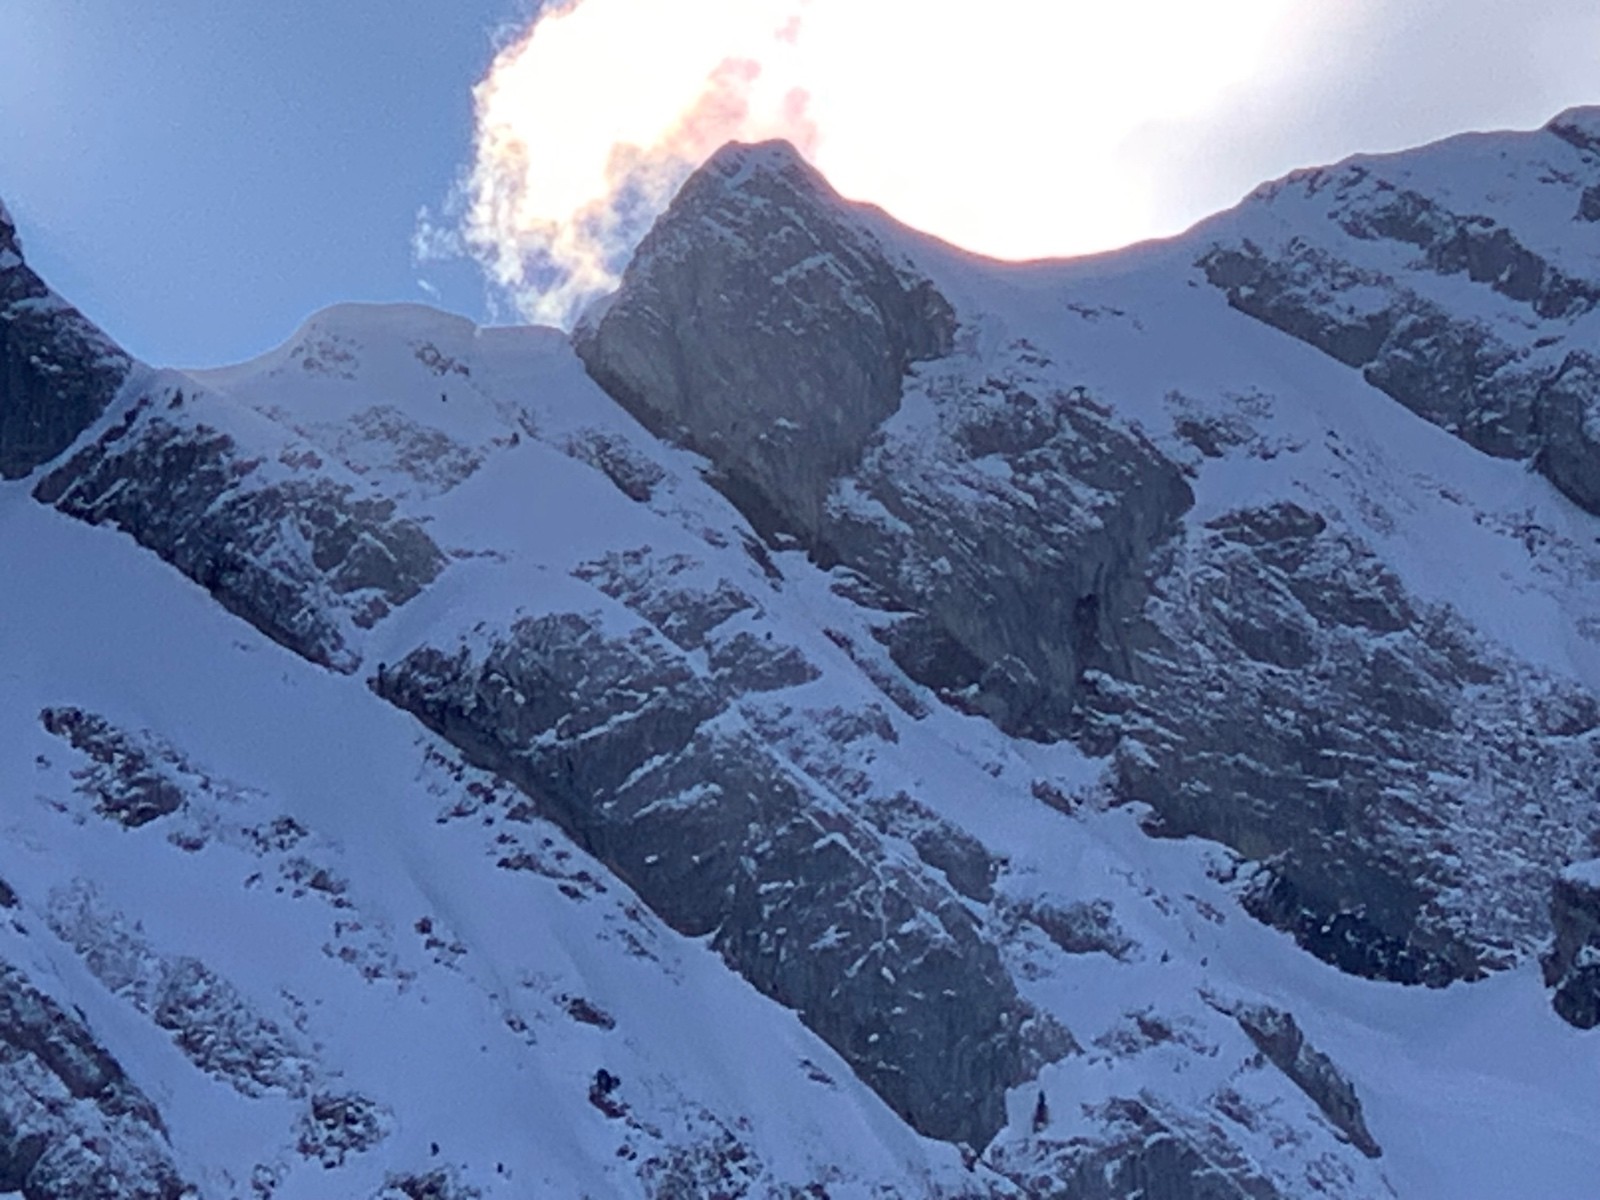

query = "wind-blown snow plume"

[{"left": 437, "top": 0, "right": 1327, "bottom": 327}]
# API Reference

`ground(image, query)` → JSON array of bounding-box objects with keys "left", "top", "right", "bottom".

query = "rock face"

[
  {"left": 1164, "top": 111, "right": 1600, "bottom": 980},
  {"left": 571, "top": 137, "right": 1600, "bottom": 990},
  {"left": 1200, "top": 241, "right": 1600, "bottom": 514},
  {"left": 1228, "top": 1002, "right": 1380, "bottom": 1158},
  {"left": 35, "top": 384, "right": 445, "bottom": 671},
  {"left": 373, "top": 596, "right": 1044, "bottom": 1148},
  {"left": 826, "top": 341, "right": 1192, "bottom": 741},
  {"left": 578, "top": 142, "right": 1192, "bottom": 741},
  {"left": 1118, "top": 501, "right": 1600, "bottom": 984},
  {"left": 1535, "top": 351, "right": 1600, "bottom": 514},
  {"left": 1544, "top": 860, "right": 1600, "bottom": 1028},
  {"left": 576, "top": 140, "right": 957, "bottom": 543},
  {"left": 0, "top": 962, "right": 187, "bottom": 1199},
  {"left": 0, "top": 201, "right": 132, "bottom": 479},
  {"left": 1199, "top": 108, "right": 1600, "bottom": 515}
]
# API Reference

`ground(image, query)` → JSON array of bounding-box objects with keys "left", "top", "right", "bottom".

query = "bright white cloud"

[
  {"left": 432, "top": 0, "right": 1599, "bottom": 327},
  {"left": 448, "top": 0, "right": 813, "bottom": 324}
]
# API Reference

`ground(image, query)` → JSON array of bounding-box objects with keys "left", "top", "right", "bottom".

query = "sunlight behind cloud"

[{"left": 439, "top": 0, "right": 1332, "bottom": 326}]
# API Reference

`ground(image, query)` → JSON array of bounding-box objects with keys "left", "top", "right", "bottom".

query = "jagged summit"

[
  {"left": 693, "top": 137, "right": 829, "bottom": 192},
  {"left": 577, "top": 134, "right": 957, "bottom": 543}
]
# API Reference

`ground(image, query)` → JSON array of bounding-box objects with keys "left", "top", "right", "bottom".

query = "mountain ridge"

[{"left": 1, "top": 108, "right": 1599, "bottom": 1197}]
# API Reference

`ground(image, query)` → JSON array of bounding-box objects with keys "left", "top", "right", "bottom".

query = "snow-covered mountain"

[{"left": 3, "top": 109, "right": 1600, "bottom": 1199}]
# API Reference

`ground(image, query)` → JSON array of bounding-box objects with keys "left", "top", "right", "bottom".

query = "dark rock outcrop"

[
  {"left": 1549, "top": 106, "right": 1600, "bottom": 156},
  {"left": 828, "top": 350, "right": 1192, "bottom": 741},
  {"left": 1200, "top": 241, "right": 1557, "bottom": 460},
  {"left": 1532, "top": 351, "right": 1600, "bottom": 515},
  {"left": 575, "top": 140, "right": 957, "bottom": 544},
  {"left": 40, "top": 707, "right": 185, "bottom": 828},
  {"left": 1016, "top": 899, "right": 1134, "bottom": 961},
  {"left": 376, "top": 1168, "right": 482, "bottom": 1200},
  {"left": 373, "top": 609, "right": 1043, "bottom": 1147},
  {"left": 1120, "top": 502, "right": 1600, "bottom": 984},
  {"left": 37, "top": 390, "right": 445, "bottom": 671},
  {"left": 297, "top": 1091, "right": 391, "bottom": 1167},
  {"left": 1201, "top": 234, "right": 1600, "bottom": 517},
  {"left": 1578, "top": 185, "right": 1600, "bottom": 223},
  {"left": 0, "top": 199, "right": 132, "bottom": 479},
  {"left": 0, "top": 962, "right": 187, "bottom": 1199},
  {"left": 1543, "top": 860, "right": 1600, "bottom": 1028},
  {"left": 1329, "top": 177, "right": 1600, "bottom": 318}
]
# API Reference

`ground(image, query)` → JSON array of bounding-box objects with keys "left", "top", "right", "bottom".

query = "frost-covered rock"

[
  {"left": 36, "top": 387, "right": 445, "bottom": 671},
  {"left": 47, "top": 881, "right": 315, "bottom": 1098},
  {"left": 1227, "top": 1001, "right": 1380, "bottom": 1158},
  {"left": 372, "top": 609, "right": 1047, "bottom": 1147},
  {"left": 1544, "top": 859, "right": 1600, "bottom": 1028},
  {"left": 990, "top": 1096, "right": 1289, "bottom": 1200},
  {"left": 0, "top": 962, "right": 188, "bottom": 1199},
  {"left": 40, "top": 707, "right": 187, "bottom": 828},
  {"left": 1120, "top": 501, "right": 1600, "bottom": 983},
  {"left": 1200, "top": 111, "right": 1600, "bottom": 513},
  {"left": 296, "top": 1091, "right": 393, "bottom": 1168}
]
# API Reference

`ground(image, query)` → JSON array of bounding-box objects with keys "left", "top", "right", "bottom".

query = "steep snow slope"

[
  {"left": 4, "top": 108, "right": 1600, "bottom": 1199},
  {"left": 2, "top": 447, "right": 993, "bottom": 1196}
]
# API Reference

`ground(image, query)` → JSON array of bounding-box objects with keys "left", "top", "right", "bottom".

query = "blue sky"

[
  {"left": 2, "top": 1, "right": 1597, "bottom": 369},
  {"left": 0, "top": 1, "right": 528, "bottom": 366}
]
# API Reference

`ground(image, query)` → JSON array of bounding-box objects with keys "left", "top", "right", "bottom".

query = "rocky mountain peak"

[
  {"left": 575, "top": 138, "right": 956, "bottom": 543},
  {"left": 580, "top": 138, "right": 1191, "bottom": 744},
  {"left": 689, "top": 136, "right": 829, "bottom": 198}
]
